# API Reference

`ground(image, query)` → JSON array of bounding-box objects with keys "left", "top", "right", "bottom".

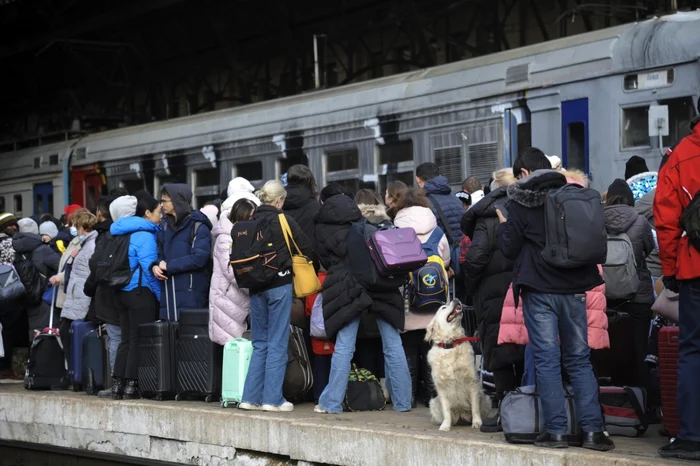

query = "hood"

[
  {"left": 604, "top": 204, "right": 639, "bottom": 234},
  {"left": 283, "top": 184, "right": 317, "bottom": 210},
  {"left": 80, "top": 230, "right": 98, "bottom": 245},
  {"left": 111, "top": 216, "right": 161, "bottom": 236},
  {"left": 394, "top": 206, "right": 437, "bottom": 236},
  {"left": 507, "top": 170, "right": 567, "bottom": 208},
  {"left": 469, "top": 190, "right": 485, "bottom": 206},
  {"left": 221, "top": 191, "right": 261, "bottom": 216},
  {"left": 11, "top": 232, "right": 43, "bottom": 254},
  {"left": 18, "top": 218, "right": 39, "bottom": 235},
  {"left": 212, "top": 213, "right": 233, "bottom": 240},
  {"left": 358, "top": 204, "right": 390, "bottom": 224},
  {"left": 461, "top": 186, "right": 509, "bottom": 238},
  {"left": 200, "top": 205, "right": 219, "bottom": 226},
  {"left": 562, "top": 170, "right": 588, "bottom": 187},
  {"left": 626, "top": 171, "right": 658, "bottom": 203},
  {"left": 423, "top": 176, "right": 452, "bottom": 196},
  {"left": 227, "top": 177, "right": 256, "bottom": 198},
  {"left": 94, "top": 220, "right": 112, "bottom": 234},
  {"left": 316, "top": 194, "right": 363, "bottom": 226},
  {"left": 109, "top": 196, "right": 137, "bottom": 221},
  {"left": 163, "top": 183, "right": 193, "bottom": 221}
]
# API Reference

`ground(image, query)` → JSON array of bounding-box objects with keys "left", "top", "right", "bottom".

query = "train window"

[
  {"left": 14, "top": 194, "right": 22, "bottom": 214},
  {"left": 660, "top": 96, "right": 696, "bottom": 147},
  {"left": 467, "top": 142, "right": 500, "bottom": 184},
  {"left": 194, "top": 167, "right": 221, "bottom": 209},
  {"left": 279, "top": 153, "right": 309, "bottom": 175},
  {"left": 379, "top": 172, "right": 414, "bottom": 196},
  {"left": 33, "top": 157, "right": 41, "bottom": 169},
  {"left": 326, "top": 149, "right": 359, "bottom": 172},
  {"left": 49, "top": 154, "right": 59, "bottom": 166},
  {"left": 517, "top": 122, "right": 532, "bottom": 154},
  {"left": 434, "top": 147, "right": 463, "bottom": 185},
  {"left": 195, "top": 168, "right": 220, "bottom": 187},
  {"left": 121, "top": 179, "right": 143, "bottom": 194},
  {"left": 622, "top": 106, "right": 650, "bottom": 148},
  {"left": 624, "top": 69, "right": 674, "bottom": 91},
  {"left": 234, "top": 161, "right": 263, "bottom": 182},
  {"left": 566, "top": 122, "right": 586, "bottom": 172},
  {"left": 378, "top": 140, "right": 413, "bottom": 165}
]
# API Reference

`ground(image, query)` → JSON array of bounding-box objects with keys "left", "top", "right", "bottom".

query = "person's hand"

[
  {"left": 70, "top": 249, "right": 79, "bottom": 258},
  {"left": 663, "top": 276, "right": 680, "bottom": 293},
  {"left": 152, "top": 265, "right": 167, "bottom": 281},
  {"left": 49, "top": 275, "right": 60, "bottom": 286},
  {"left": 159, "top": 261, "right": 167, "bottom": 271},
  {"left": 496, "top": 209, "right": 507, "bottom": 224},
  {"left": 447, "top": 267, "right": 455, "bottom": 279}
]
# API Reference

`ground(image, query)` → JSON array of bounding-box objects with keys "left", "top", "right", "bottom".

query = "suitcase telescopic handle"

[
  {"left": 48, "top": 284, "right": 57, "bottom": 329},
  {"left": 164, "top": 277, "right": 178, "bottom": 321}
]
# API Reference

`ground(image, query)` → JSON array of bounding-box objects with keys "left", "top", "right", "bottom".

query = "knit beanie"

[
  {"left": 607, "top": 179, "right": 635, "bottom": 207},
  {"left": 0, "top": 212, "right": 18, "bottom": 232},
  {"left": 625, "top": 155, "right": 649, "bottom": 180},
  {"left": 18, "top": 217, "right": 39, "bottom": 235},
  {"left": 39, "top": 221, "right": 59, "bottom": 239},
  {"left": 64, "top": 204, "right": 83, "bottom": 217}
]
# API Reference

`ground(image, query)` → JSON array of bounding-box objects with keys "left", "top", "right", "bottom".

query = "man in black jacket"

[{"left": 497, "top": 148, "right": 613, "bottom": 451}]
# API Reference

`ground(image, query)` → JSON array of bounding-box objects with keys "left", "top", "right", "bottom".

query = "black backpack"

[
  {"left": 229, "top": 216, "right": 279, "bottom": 289},
  {"left": 682, "top": 189, "right": 700, "bottom": 252},
  {"left": 15, "top": 253, "right": 46, "bottom": 305},
  {"left": 93, "top": 233, "right": 135, "bottom": 289},
  {"left": 541, "top": 184, "right": 607, "bottom": 268},
  {"left": 347, "top": 221, "right": 406, "bottom": 292}
]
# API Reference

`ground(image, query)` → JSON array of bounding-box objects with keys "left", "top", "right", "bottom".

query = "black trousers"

[
  {"left": 493, "top": 365, "right": 524, "bottom": 396},
  {"left": 401, "top": 329, "right": 435, "bottom": 403},
  {"left": 114, "top": 288, "right": 158, "bottom": 380},
  {"left": 59, "top": 317, "right": 74, "bottom": 377},
  {"left": 0, "top": 304, "right": 24, "bottom": 371}
]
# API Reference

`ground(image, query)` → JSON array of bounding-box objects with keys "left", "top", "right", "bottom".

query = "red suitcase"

[{"left": 658, "top": 326, "right": 680, "bottom": 437}]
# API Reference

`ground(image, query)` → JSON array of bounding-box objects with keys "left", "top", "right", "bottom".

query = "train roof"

[{"left": 7, "top": 10, "right": 700, "bottom": 169}]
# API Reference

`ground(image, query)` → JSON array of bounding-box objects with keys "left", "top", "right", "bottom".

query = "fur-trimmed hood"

[
  {"left": 357, "top": 204, "right": 390, "bottom": 225},
  {"left": 506, "top": 170, "right": 567, "bottom": 208}
]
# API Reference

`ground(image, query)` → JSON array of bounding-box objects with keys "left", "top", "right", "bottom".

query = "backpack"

[
  {"left": 408, "top": 228, "right": 449, "bottom": 311},
  {"left": 0, "top": 263, "right": 25, "bottom": 303},
  {"left": 229, "top": 216, "right": 279, "bottom": 289},
  {"left": 347, "top": 221, "right": 406, "bottom": 292},
  {"left": 15, "top": 254, "right": 47, "bottom": 305},
  {"left": 309, "top": 292, "right": 326, "bottom": 339},
  {"left": 602, "top": 232, "right": 639, "bottom": 300},
  {"left": 542, "top": 184, "right": 607, "bottom": 268},
  {"left": 93, "top": 233, "right": 136, "bottom": 289},
  {"left": 342, "top": 364, "right": 386, "bottom": 412},
  {"left": 682, "top": 189, "right": 700, "bottom": 252},
  {"left": 192, "top": 221, "right": 214, "bottom": 275}
]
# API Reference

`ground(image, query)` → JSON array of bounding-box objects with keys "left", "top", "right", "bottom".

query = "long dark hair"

[
  {"left": 136, "top": 195, "right": 159, "bottom": 217},
  {"left": 229, "top": 199, "right": 257, "bottom": 222}
]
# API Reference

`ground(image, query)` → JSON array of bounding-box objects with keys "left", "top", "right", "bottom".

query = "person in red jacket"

[{"left": 654, "top": 112, "right": 700, "bottom": 461}]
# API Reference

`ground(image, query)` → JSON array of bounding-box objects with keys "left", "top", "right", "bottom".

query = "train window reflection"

[
  {"left": 661, "top": 97, "right": 696, "bottom": 147},
  {"left": 567, "top": 122, "right": 586, "bottom": 172},
  {"left": 234, "top": 161, "right": 263, "bottom": 182},
  {"left": 622, "top": 97, "right": 696, "bottom": 149},
  {"left": 326, "top": 149, "right": 359, "bottom": 172},
  {"left": 378, "top": 140, "right": 413, "bottom": 165},
  {"left": 622, "top": 106, "right": 650, "bottom": 148}
]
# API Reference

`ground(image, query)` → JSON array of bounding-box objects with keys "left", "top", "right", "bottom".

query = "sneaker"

[
  {"left": 314, "top": 405, "right": 332, "bottom": 414},
  {"left": 581, "top": 431, "right": 615, "bottom": 452},
  {"left": 238, "top": 402, "right": 262, "bottom": 411},
  {"left": 534, "top": 433, "right": 568, "bottom": 449},
  {"left": 658, "top": 438, "right": 700, "bottom": 460},
  {"left": 262, "top": 402, "right": 294, "bottom": 412}
]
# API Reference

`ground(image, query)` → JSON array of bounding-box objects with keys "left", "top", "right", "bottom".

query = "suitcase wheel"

[
  {"left": 221, "top": 400, "right": 228, "bottom": 408},
  {"left": 205, "top": 395, "right": 213, "bottom": 403},
  {"left": 155, "top": 394, "right": 164, "bottom": 401},
  {"left": 175, "top": 394, "right": 184, "bottom": 401},
  {"left": 24, "top": 377, "right": 33, "bottom": 390},
  {"left": 70, "top": 383, "right": 81, "bottom": 392}
]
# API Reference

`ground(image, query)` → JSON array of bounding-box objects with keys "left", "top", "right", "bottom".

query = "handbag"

[
  {"left": 0, "top": 263, "right": 26, "bottom": 303},
  {"left": 278, "top": 214, "right": 322, "bottom": 298},
  {"left": 651, "top": 288, "right": 679, "bottom": 323}
]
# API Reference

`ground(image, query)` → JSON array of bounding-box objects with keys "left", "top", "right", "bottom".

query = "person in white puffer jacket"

[{"left": 221, "top": 177, "right": 261, "bottom": 213}]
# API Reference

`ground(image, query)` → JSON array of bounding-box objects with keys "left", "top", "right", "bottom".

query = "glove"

[{"left": 663, "top": 276, "right": 680, "bottom": 293}]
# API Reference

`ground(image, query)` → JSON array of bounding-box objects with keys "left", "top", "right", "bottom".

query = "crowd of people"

[{"left": 0, "top": 117, "right": 698, "bottom": 460}]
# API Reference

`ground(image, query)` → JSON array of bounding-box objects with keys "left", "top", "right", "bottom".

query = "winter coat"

[
  {"left": 209, "top": 213, "right": 249, "bottom": 345},
  {"left": 460, "top": 186, "right": 521, "bottom": 372},
  {"left": 54, "top": 237, "right": 82, "bottom": 309},
  {"left": 635, "top": 189, "right": 662, "bottom": 278},
  {"left": 498, "top": 170, "right": 603, "bottom": 299},
  {"left": 111, "top": 216, "right": 162, "bottom": 303},
  {"left": 394, "top": 205, "right": 451, "bottom": 331},
  {"left": 604, "top": 204, "right": 655, "bottom": 304},
  {"left": 314, "top": 195, "right": 404, "bottom": 338},
  {"left": 157, "top": 184, "right": 212, "bottom": 318},
  {"left": 221, "top": 177, "right": 261, "bottom": 214},
  {"left": 11, "top": 232, "right": 60, "bottom": 278},
  {"left": 498, "top": 266, "right": 609, "bottom": 350},
  {"left": 627, "top": 171, "right": 658, "bottom": 204},
  {"left": 84, "top": 220, "right": 119, "bottom": 325},
  {"left": 283, "top": 184, "right": 320, "bottom": 259},
  {"left": 654, "top": 121, "right": 700, "bottom": 280},
  {"left": 61, "top": 230, "right": 97, "bottom": 321},
  {"left": 423, "top": 176, "right": 464, "bottom": 244}
]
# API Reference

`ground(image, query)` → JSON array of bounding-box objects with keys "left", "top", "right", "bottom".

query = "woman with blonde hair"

[{"left": 238, "top": 180, "right": 315, "bottom": 413}]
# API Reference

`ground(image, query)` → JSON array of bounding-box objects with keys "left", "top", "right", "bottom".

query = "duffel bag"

[
  {"left": 342, "top": 364, "right": 385, "bottom": 412},
  {"left": 599, "top": 386, "right": 648, "bottom": 437}
]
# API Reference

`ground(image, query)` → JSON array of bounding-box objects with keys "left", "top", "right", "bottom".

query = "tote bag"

[{"left": 278, "top": 214, "right": 321, "bottom": 298}]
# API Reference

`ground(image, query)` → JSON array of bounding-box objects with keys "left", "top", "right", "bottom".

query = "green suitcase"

[{"left": 220, "top": 337, "right": 253, "bottom": 408}]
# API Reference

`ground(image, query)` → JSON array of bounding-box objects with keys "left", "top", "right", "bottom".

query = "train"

[{"left": 1, "top": 11, "right": 699, "bottom": 219}]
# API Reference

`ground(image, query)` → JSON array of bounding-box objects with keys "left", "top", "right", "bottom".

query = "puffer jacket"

[
  {"left": 627, "top": 171, "right": 658, "bottom": 204},
  {"left": 283, "top": 184, "right": 320, "bottom": 259},
  {"left": 635, "top": 189, "right": 662, "bottom": 278},
  {"left": 498, "top": 266, "right": 610, "bottom": 350},
  {"left": 61, "top": 230, "right": 97, "bottom": 321},
  {"left": 157, "top": 183, "right": 212, "bottom": 318},
  {"left": 423, "top": 175, "right": 464, "bottom": 244},
  {"left": 221, "top": 177, "right": 261, "bottom": 215},
  {"left": 394, "top": 206, "right": 450, "bottom": 331},
  {"left": 54, "top": 237, "right": 82, "bottom": 309},
  {"left": 11, "top": 232, "right": 60, "bottom": 278},
  {"left": 209, "top": 213, "right": 249, "bottom": 345},
  {"left": 604, "top": 204, "right": 655, "bottom": 304},
  {"left": 111, "top": 216, "right": 162, "bottom": 302},
  {"left": 461, "top": 186, "right": 521, "bottom": 372}
]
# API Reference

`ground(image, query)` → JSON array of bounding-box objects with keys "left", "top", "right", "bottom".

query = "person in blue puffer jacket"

[
  {"left": 110, "top": 194, "right": 162, "bottom": 400},
  {"left": 151, "top": 183, "right": 212, "bottom": 320}
]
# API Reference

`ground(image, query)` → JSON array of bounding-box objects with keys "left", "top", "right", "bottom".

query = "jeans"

[
  {"left": 522, "top": 291, "right": 603, "bottom": 435},
  {"left": 242, "top": 284, "right": 292, "bottom": 407},
  {"left": 106, "top": 323, "right": 121, "bottom": 376},
  {"left": 114, "top": 288, "right": 158, "bottom": 380},
  {"left": 522, "top": 344, "right": 535, "bottom": 386},
  {"left": 319, "top": 316, "right": 412, "bottom": 414},
  {"left": 678, "top": 279, "right": 700, "bottom": 442}
]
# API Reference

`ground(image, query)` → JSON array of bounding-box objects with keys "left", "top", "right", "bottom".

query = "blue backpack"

[{"left": 408, "top": 228, "right": 448, "bottom": 311}]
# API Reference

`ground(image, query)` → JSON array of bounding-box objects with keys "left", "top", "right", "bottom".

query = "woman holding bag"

[{"left": 238, "top": 180, "right": 314, "bottom": 413}]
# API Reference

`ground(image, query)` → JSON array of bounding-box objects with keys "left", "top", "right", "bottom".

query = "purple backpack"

[{"left": 367, "top": 227, "right": 427, "bottom": 277}]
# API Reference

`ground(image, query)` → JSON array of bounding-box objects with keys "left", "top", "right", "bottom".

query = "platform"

[{"left": 0, "top": 383, "right": 681, "bottom": 466}]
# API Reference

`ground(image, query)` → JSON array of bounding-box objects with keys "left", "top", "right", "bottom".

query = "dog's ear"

[{"left": 425, "top": 320, "right": 435, "bottom": 343}]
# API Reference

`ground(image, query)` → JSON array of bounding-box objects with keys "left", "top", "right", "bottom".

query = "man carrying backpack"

[
  {"left": 152, "top": 184, "right": 212, "bottom": 319},
  {"left": 497, "top": 148, "right": 613, "bottom": 451},
  {"left": 654, "top": 112, "right": 700, "bottom": 461}
]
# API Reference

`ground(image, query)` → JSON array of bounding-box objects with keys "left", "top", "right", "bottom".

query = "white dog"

[{"left": 425, "top": 299, "right": 496, "bottom": 432}]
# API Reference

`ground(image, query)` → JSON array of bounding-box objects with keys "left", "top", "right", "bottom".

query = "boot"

[
  {"left": 111, "top": 377, "right": 125, "bottom": 400},
  {"left": 123, "top": 379, "right": 140, "bottom": 400}
]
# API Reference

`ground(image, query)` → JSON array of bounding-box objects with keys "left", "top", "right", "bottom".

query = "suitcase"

[
  {"left": 591, "top": 310, "right": 636, "bottom": 384},
  {"left": 658, "top": 326, "right": 680, "bottom": 437},
  {"left": 220, "top": 337, "right": 253, "bottom": 408},
  {"left": 138, "top": 278, "right": 178, "bottom": 400},
  {"left": 283, "top": 325, "right": 313, "bottom": 402},
  {"left": 24, "top": 288, "right": 65, "bottom": 390},
  {"left": 68, "top": 320, "right": 96, "bottom": 391},
  {"left": 82, "top": 325, "right": 111, "bottom": 395},
  {"left": 175, "top": 308, "right": 223, "bottom": 402}
]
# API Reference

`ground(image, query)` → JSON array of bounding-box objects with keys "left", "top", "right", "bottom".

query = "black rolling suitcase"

[
  {"left": 138, "top": 278, "right": 178, "bottom": 400},
  {"left": 24, "top": 288, "right": 65, "bottom": 390},
  {"left": 175, "top": 308, "right": 223, "bottom": 402},
  {"left": 82, "top": 324, "right": 111, "bottom": 395}
]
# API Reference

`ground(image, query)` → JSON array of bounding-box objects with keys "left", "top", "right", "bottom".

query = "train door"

[
  {"left": 33, "top": 182, "right": 54, "bottom": 216},
  {"left": 84, "top": 174, "right": 104, "bottom": 212},
  {"left": 561, "top": 99, "right": 589, "bottom": 173},
  {"left": 504, "top": 107, "right": 532, "bottom": 166}
]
